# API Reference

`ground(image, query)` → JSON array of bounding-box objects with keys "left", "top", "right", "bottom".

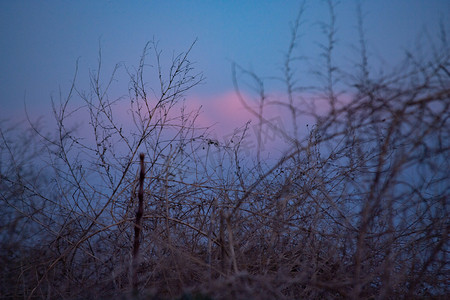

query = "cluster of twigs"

[{"left": 1, "top": 2, "right": 449, "bottom": 299}]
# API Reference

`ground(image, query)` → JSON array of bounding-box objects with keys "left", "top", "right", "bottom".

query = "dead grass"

[{"left": 1, "top": 2, "right": 449, "bottom": 299}]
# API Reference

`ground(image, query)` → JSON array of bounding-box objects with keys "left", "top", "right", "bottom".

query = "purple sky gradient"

[{"left": 1, "top": 0, "right": 448, "bottom": 138}]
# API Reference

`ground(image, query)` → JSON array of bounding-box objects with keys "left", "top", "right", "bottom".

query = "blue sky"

[{"left": 1, "top": 0, "right": 448, "bottom": 126}]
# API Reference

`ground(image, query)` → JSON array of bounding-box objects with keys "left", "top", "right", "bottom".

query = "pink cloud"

[
  {"left": 189, "top": 91, "right": 255, "bottom": 136},
  {"left": 16, "top": 89, "right": 351, "bottom": 160},
  {"left": 186, "top": 91, "right": 298, "bottom": 157}
]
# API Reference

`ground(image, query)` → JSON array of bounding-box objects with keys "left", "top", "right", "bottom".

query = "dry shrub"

[{"left": 1, "top": 2, "right": 449, "bottom": 299}]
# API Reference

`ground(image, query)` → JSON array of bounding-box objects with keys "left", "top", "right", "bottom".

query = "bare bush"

[
  {"left": 1, "top": 2, "right": 449, "bottom": 299},
  {"left": 227, "top": 2, "right": 449, "bottom": 299}
]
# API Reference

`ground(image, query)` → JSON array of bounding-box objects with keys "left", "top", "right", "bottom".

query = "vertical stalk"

[{"left": 132, "top": 153, "right": 145, "bottom": 295}]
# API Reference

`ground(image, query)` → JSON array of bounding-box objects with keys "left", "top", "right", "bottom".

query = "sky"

[{"left": 1, "top": 0, "right": 448, "bottom": 142}]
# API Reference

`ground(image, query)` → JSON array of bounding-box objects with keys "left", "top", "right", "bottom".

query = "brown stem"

[{"left": 132, "top": 153, "right": 145, "bottom": 295}]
